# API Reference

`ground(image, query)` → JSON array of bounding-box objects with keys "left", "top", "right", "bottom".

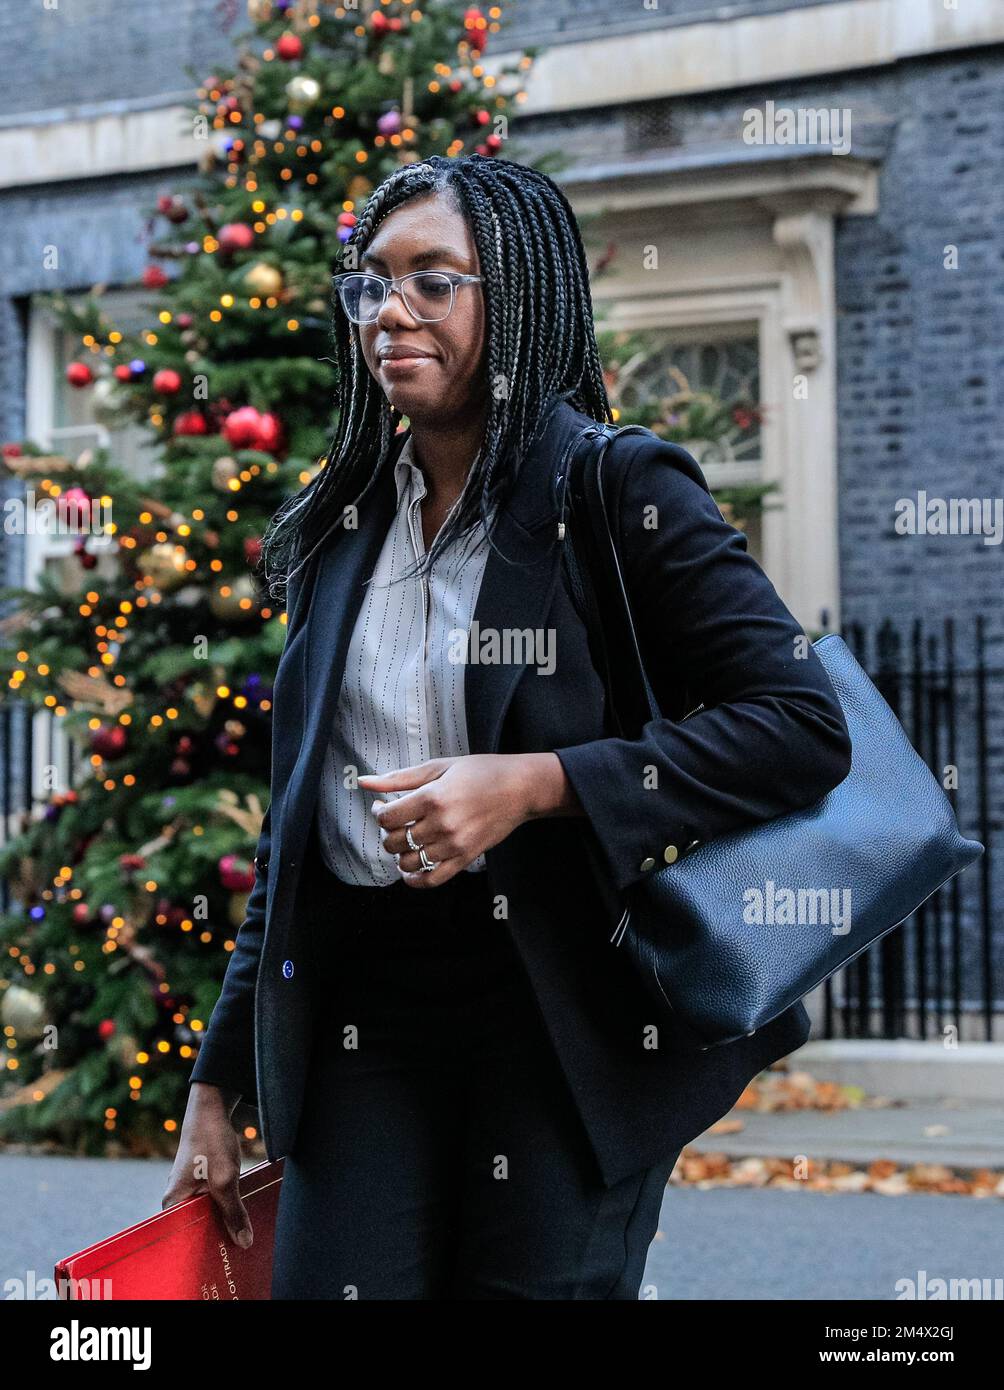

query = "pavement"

[
  {"left": 3, "top": 1090, "right": 1002, "bottom": 1301},
  {"left": 2, "top": 1149, "right": 1002, "bottom": 1302},
  {"left": 688, "top": 1097, "right": 1004, "bottom": 1171}
]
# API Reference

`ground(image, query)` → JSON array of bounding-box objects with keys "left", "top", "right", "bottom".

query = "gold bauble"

[
  {"left": 243, "top": 262, "right": 284, "bottom": 298},
  {"left": 210, "top": 573, "right": 258, "bottom": 621},
  {"left": 211, "top": 456, "right": 239, "bottom": 492},
  {"left": 347, "top": 174, "right": 372, "bottom": 201},
  {"left": 188, "top": 682, "right": 216, "bottom": 717},
  {"left": 286, "top": 75, "right": 321, "bottom": 110},
  {"left": 140, "top": 541, "right": 187, "bottom": 592},
  {"left": 247, "top": 0, "right": 271, "bottom": 20},
  {"left": 0, "top": 984, "right": 47, "bottom": 1040}
]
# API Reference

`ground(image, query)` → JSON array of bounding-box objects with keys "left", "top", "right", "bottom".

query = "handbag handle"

[{"left": 561, "top": 424, "right": 665, "bottom": 741}]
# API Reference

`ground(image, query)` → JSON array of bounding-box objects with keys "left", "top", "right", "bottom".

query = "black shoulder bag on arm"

[{"left": 560, "top": 423, "right": 983, "bottom": 1050}]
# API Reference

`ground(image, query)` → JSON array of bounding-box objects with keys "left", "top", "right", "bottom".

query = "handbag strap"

[{"left": 561, "top": 424, "right": 662, "bottom": 740}]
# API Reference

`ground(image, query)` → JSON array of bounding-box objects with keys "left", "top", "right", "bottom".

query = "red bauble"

[
  {"left": 113, "top": 364, "right": 133, "bottom": 382},
  {"left": 276, "top": 31, "right": 303, "bottom": 60},
  {"left": 244, "top": 536, "right": 262, "bottom": 567},
  {"left": 60, "top": 486, "right": 93, "bottom": 528},
  {"left": 337, "top": 211, "right": 357, "bottom": 229},
  {"left": 485, "top": 134, "right": 503, "bottom": 153},
  {"left": 2, "top": 442, "right": 22, "bottom": 459},
  {"left": 142, "top": 265, "right": 169, "bottom": 289},
  {"left": 66, "top": 362, "right": 94, "bottom": 388},
  {"left": 98, "top": 1019, "right": 116, "bottom": 1040},
  {"left": 218, "top": 853, "right": 256, "bottom": 894},
  {"left": 91, "top": 724, "right": 128, "bottom": 760},
  {"left": 254, "top": 411, "right": 284, "bottom": 454},
  {"left": 173, "top": 410, "right": 208, "bottom": 437},
  {"left": 156, "top": 193, "right": 187, "bottom": 222},
  {"left": 175, "top": 313, "right": 194, "bottom": 329},
  {"left": 72, "top": 902, "right": 91, "bottom": 925},
  {"left": 370, "top": 11, "right": 389, "bottom": 34},
  {"left": 152, "top": 368, "right": 183, "bottom": 395},
  {"left": 464, "top": 6, "right": 489, "bottom": 52},
  {"left": 218, "top": 222, "right": 255, "bottom": 254},
  {"left": 223, "top": 405, "right": 262, "bottom": 449}
]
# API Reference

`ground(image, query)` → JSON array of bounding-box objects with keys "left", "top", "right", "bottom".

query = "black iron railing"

[{"left": 822, "top": 616, "right": 1000, "bottom": 1041}]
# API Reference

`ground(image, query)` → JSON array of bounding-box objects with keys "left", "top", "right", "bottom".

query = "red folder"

[{"left": 53, "top": 1157, "right": 283, "bottom": 1301}]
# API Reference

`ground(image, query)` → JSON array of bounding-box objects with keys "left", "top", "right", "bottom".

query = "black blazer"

[{"left": 189, "top": 395, "right": 852, "bottom": 1189}]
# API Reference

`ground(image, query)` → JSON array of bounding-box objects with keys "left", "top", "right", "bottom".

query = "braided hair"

[{"left": 260, "top": 153, "right": 613, "bottom": 603}]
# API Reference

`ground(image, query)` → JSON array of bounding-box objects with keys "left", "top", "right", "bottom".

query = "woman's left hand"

[{"left": 359, "top": 753, "right": 563, "bottom": 887}]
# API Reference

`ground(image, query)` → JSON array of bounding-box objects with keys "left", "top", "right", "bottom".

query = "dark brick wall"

[
  {"left": 0, "top": 0, "right": 235, "bottom": 119},
  {"left": 497, "top": 0, "right": 839, "bottom": 49},
  {"left": 0, "top": 0, "right": 850, "bottom": 120}
]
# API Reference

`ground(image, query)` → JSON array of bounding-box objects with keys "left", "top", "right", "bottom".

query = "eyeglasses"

[{"left": 331, "top": 270, "right": 483, "bottom": 324}]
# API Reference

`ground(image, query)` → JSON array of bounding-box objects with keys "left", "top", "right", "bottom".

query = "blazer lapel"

[{"left": 465, "top": 396, "right": 583, "bottom": 756}]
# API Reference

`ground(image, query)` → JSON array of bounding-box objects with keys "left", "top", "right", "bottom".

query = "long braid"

[{"left": 260, "top": 154, "right": 613, "bottom": 603}]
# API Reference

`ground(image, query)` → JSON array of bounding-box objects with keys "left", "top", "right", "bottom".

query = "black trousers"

[{"left": 270, "top": 852, "right": 680, "bottom": 1300}]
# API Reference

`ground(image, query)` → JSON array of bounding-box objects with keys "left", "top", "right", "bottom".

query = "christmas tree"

[{"left": 0, "top": 0, "right": 538, "bottom": 1155}]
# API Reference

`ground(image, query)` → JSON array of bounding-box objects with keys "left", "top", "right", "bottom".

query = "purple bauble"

[
  {"left": 129, "top": 359, "right": 146, "bottom": 376},
  {"left": 287, "top": 114, "right": 303, "bottom": 131},
  {"left": 377, "top": 109, "right": 402, "bottom": 136}
]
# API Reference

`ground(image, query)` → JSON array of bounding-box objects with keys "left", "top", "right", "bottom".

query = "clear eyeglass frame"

[{"left": 331, "top": 270, "right": 484, "bottom": 324}]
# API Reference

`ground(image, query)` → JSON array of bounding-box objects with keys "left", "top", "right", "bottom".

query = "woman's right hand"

[{"left": 162, "top": 1082, "right": 253, "bottom": 1248}]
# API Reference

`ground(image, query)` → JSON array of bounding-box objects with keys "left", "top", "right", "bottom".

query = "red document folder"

[{"left": 53, "top": 1157, "right": 283, "bottom": 1301}]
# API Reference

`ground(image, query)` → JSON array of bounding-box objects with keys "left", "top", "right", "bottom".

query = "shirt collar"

[{"left": 392, "top": 431, "right": 423, "bottom": 507}]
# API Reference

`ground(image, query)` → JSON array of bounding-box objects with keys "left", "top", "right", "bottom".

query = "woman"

[{"left": 164, "top": 154, "right": 852, "bottom": 1299}]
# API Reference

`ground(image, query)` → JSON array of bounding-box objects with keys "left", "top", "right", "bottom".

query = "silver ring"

[
  {"left": 405, "top": 825, "right": 422, "bottom": 852},
  {"left": 419, "top": 848, "right": 439, "bottom": 873}
]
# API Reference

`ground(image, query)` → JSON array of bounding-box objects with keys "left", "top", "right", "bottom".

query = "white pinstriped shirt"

[{"left": 317, "top": 433, "right": 492, "bottom": 885}]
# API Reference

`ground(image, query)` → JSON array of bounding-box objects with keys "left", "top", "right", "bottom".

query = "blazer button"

[
  {"left": 254, "top": 855, "right": 268, "bottom": 872},
  {"left": 282, "top": 959, "right": 294, "bottom": 980},
  {"left": 639, "top": 856, "right": 656, "bottom": 872},
  {"left": 663, "top": 844, "right": 679, "bottom": 864}
]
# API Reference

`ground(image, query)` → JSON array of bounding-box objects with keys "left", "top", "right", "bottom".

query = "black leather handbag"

[{"left": 561, "top": 422, "right": 984, "bottom": 1050}]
